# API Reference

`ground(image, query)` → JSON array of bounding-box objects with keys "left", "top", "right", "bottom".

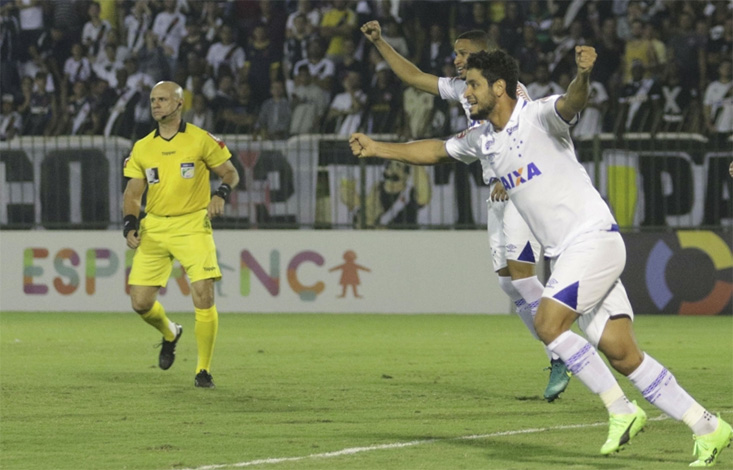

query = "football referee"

[{"left": 122, "top": 81, "right": 239, "bottom": 389}]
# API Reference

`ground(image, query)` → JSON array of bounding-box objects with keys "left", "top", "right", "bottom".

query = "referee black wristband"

[
  {"left": 214, "top": 183, "right": 232, "bottom": 203},
  {"left": 123, "top": 215, "right": 138, "bottom": 238}
]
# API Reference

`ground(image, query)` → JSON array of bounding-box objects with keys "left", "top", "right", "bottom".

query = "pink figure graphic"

[{"left": 329, "top": 250, "right": 371, "bottom": 298}]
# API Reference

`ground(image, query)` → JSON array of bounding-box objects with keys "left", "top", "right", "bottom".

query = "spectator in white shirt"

[
  {"left": 152, "top": 0, "right": 186, "bottom": 73},
  {"left": 289, "top": 64, "right": 329, "bottom": 135},
  {"left": 325, "top": 70, "right": 365, "bottom": 136},
  {"left": 286, "top": 0, "right": 321, "bottom": 39},
  {"left": 704, "top": 59, "right": 733, "bottom": 135},
  {"left": 124, "top": 0, "right": 152, "bottom": 55},
  {"left": 93, "top": 43, "right": 125, "bottom": 87},
  {"left": 81, "top": 2, "right": 111, "bottom": 59},
  {"left": 527, "top": 62, "right": 564, "bottom": 99},
  {"left": 293, "top": 38, "right": 335, "bottom": 95},
  {"left": 205, "top": 24, "right": 246, "bottom": 81},
  {"left": 63, "top": 43, "right": 93, "bottom": 87},
  {"left": 0, "top": 94, "right": 22, "bottom": 140}
]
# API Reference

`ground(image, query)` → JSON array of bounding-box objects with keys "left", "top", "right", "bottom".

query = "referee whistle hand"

[
  {"left": 208, "top": 197, "right": 225, "bottom": 218},
  {"left": 126, "top": 231, "right": 140, "bottom": 249}
]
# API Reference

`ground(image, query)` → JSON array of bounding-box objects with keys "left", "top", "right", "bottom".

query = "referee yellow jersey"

[{"left": 123, "top": 121, "right": 232, "bottom": 216}]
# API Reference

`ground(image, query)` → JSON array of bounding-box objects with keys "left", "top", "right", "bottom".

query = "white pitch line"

[{"left": 175, "top": 415, "right": 673, "bottom": 470}]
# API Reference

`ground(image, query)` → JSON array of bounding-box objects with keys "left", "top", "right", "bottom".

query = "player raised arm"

[
  {"left": 556, "top": 45, "right": 597, "bottom": 122},
  {"left": 349, "top": 132, "right": 453, "bottom": 165},
  {"left": 361, "top": 20, "right": 439, "bottom": 95}
]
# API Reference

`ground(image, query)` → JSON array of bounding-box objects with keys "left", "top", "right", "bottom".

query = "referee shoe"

[
  {"left": 195, "top": 370, "right": 215, "bottom": 389},
  {"left": 158, "top": 323, "right": 183, "bottom": 370}
]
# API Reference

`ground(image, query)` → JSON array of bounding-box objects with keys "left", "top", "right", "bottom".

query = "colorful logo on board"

[{"left": 645, "top": 231, "right": 733, "bottom": 315}]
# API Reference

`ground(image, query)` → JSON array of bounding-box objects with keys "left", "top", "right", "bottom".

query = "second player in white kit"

[{"left": 361, "top": 21, "right": 571, "bottom": 402}]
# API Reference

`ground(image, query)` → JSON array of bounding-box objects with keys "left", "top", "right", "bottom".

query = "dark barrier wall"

[{"left": 621, "top": 230, "right": 732, "bottom": 315}]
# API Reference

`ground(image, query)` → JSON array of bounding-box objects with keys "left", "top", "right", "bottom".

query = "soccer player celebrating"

[
  {"left": 349, "top": 47, "right": 732, "bottom": 466},
  {"left": 123, "top": 81, "right": 239, "bottom": 389},
  {"left": 361, "top": 20, "right": 571, "bottom": 401}
]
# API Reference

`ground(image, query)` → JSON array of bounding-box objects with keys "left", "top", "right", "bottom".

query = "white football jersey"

[
  {"left": 438, "top": 77, "right": 531, "bottom": 184},
  {"left": 445, "top": 95, "right": 618, "bottom": 257}
]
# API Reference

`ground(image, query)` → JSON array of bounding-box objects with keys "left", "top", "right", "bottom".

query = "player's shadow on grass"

[
  {"left": 367, "top": 432, "right": 685, "bottom": 469},
  {"left": 455, "top": 436, "right": 686, "bottom": 468}
]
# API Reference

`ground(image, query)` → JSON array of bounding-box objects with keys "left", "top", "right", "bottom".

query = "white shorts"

[
  {"left": 544, "top": 230, "right": 634, "bottom": 346},
  {"left": 486, "top": 198, "right": 541, "bottom": 272}
]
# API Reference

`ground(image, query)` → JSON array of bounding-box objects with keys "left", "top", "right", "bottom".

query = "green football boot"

[
  {"left": 600, "top": 401, "right": 647, "bottom": 455},
  {"left": 690, "top": 416, "right": 733, "bottom": 467},
  {"left": 544, "top": 359, "right": 572, "bottom": 402}
]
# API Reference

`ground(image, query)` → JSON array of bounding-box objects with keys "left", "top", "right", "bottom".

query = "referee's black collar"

[{"left": 154, "top": 120, "right": 187, "bottom": 140}]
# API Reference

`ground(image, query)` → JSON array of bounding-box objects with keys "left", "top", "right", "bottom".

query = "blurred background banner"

[
  {"left": 620, "top": 230, "right": 733, "bottom": 315},
  {"left": 3, "top": 229, "right": 730, "bottom": 315},
  {"left": 1, "top": 230, "right": 505, "bottom": 314},
  {"left": 3, "top": 134, "right": 730, "bottom": 230},
  {"left": 0, "top": 136, "right": 128, "bottom": 229},
  {"left": 576, "top": 134, "right": 733, "bottom": 229}
]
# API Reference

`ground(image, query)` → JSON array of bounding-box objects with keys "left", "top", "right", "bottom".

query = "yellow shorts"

[{"left": 128, "top": 209, "right": 222, "bottom": 287}]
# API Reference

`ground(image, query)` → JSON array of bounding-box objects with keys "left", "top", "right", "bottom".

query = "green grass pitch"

[{"left": 1, "top": 312, "right": 731, "bottom": 470}]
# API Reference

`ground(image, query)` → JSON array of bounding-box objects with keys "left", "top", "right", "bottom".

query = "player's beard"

[
  {"left": 469, "top": 103, "right": 491, "bottom": 121},
  {"left": 469, "top": 93, "right": 496, "bottom": 121}
]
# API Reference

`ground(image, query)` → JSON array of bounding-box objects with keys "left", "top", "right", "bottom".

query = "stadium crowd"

[{"left": 0, "top": 0, "right": 731, "bottom": 142}]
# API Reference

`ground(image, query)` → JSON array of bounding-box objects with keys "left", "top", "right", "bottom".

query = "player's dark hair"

[
  {"left": 466, "top": 50, "right": 519, "bottom": 100},
  {"left": 456, "top": 30, "right": 491, "bottom": 50}
]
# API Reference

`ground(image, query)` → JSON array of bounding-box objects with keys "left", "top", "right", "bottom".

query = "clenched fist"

[
  {"left": 361, "top": 20, "right": 382, "bottom": 43},
  {"left": 575, "top": 45, "right": 597, "bottom": 74},
  {"left": 349, "top": 133, "right": 376, "bottom": 158}
]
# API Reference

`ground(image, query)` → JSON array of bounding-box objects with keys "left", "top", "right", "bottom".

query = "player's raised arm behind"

[{"left": 361, "top": 20, "right": 439, "bottom": 95}]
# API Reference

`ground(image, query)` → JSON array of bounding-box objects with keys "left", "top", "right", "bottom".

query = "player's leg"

[
  {"left": 503, "top": 200, "right": 571, "bottom": 401},
  {"left": 488, "top": 201, "right": 530, "bottom": 316},
  {"left": 536, "top": 231, "right": 645, "bottom": 454},
  {"left": 503, "top": 201, "right": 543, "bottom": 331},
  {"left": 128, "top": 216, "right": 182, "bottom": 370},
  {"left": 489, "top": 205, "right": 538, "bottom": 338},
  {"left": 490, "top": 201, "right": 560, "bottom": 396},
  {"left": 597, "top": 303, "right": 732, "bottom": 466}
]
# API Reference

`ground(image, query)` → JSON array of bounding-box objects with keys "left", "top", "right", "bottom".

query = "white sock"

[
  {"left": 497, "top": 275, "right": 523, "bottom": 307},
  {"left": 168, "top": 321, "right": 178, "bottom": 337},
  {"left": 684, "top": 407, "right": 718, "bottom": 436},
  {"left": 498, "top": 275, "right": 548, "bottom": 355},
  {"left": 600, "top": 385, "right": 636, "bottom": 414},
  {"left": 549, "top": 331, "right": 633, "bottom": 413},
  {"left": 511, "top": 276, "right": 556, "bottom": 358},
  {"left": 511, "top": 276, "right": 544, "bottom": 306},
  {"left": 628, "top": 353, "right": 717, "bottom": 434}
]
